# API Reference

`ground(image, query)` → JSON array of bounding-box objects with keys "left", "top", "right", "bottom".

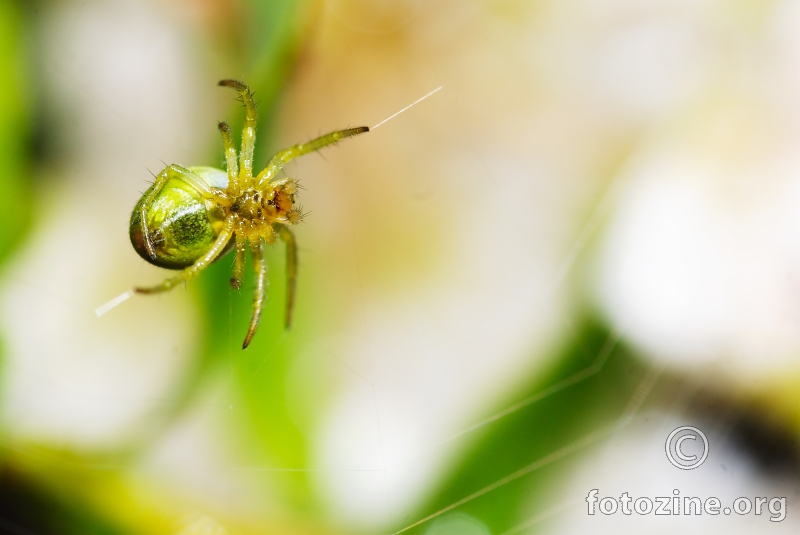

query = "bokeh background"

[{"left": 1, "top": 0, "right": 799, "bottom": 533}]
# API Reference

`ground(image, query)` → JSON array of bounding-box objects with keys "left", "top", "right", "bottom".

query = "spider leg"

[
  {"left": 242, "top": 238, "right": 267, "bottom": 349},
  {"left": 135, "top": 217, "right": 236, "bottom": 294},
  {"left": 230, "top": 226, "right": 246, "bottom": 289},
  {"left": 139, "top": 167, "right": 173, "bottom": 260},
  {"left": 277, "top": 224, "right": 298, "bottom": 330},
  {"left": 254, "top": 127, "right": 369, "bottom": 188},
  {"left": 218, "top": 80, "right": 257, "bottom": 185},
  {"left": 218, "top": 121, "right": 241, "bottom": 195},
  {"left": 167, "top": 164, "right": 219, "bottom": 197}
]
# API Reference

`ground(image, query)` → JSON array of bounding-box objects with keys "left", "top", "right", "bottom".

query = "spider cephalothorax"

[{"left": 130, "top": 79, "right": 368, "bottom": 348}]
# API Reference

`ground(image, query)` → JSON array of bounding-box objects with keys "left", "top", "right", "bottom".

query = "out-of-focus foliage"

[
  {"left": 0, "top": 1, "right": 122, "bottom": 533},
  {"left": 0, "top": 0, "right": 32, "bottom": 269}
]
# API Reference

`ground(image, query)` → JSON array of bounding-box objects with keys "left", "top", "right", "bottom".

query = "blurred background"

[{"left": 0, "top": 0, "right": 799, "bottom": 533}]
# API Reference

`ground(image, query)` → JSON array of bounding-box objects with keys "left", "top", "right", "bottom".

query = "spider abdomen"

[{"left": 130, "top": 166, "right": 230, "bottom": 269}]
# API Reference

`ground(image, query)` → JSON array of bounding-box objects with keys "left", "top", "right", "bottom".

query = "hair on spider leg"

[
  {"left": 296, "top": 207, "right": 313, "bottom": 222},
  {"left": 140, "top": 169, "right": 157, "bottom": 190},
  {"left": 285, "top": 206, "right": 309, "bottom": 224},
  {"left": 232, "top": 91, "right": 258, "bottom": 108}
]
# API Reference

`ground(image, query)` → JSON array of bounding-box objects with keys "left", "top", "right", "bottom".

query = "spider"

[{"left": 129, "top": 80, "right": 368, "bottom": 348}]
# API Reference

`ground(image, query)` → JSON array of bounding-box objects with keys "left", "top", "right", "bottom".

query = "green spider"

[{"left": 130, "top": 80, "right": 368, "bottom": 348}]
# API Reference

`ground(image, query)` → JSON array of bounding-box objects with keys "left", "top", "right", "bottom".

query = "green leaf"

[
  {"left": 0, "top": 0, "right": 33, "bottom": 266},
  {"left": 396, "top": 318, "right": 652, "bottom": 535}
]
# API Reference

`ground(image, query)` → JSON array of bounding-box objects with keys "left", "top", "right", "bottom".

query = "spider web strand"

[{"left": 372, "top": 87, "right": 443, "bottom": 130}]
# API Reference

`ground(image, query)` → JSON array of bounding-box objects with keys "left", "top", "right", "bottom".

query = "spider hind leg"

[
  {"left": 135, "top": 217, "right": 236, "bottom": 294},
  {"left": 230, "top": 230, "right": 246, "bottom": 290},
  {"left": 242, "top": 238, "right": 267, "bottom": 349},
  {"left": 277, "top": 225, "right": 298, "bottom": 330}
]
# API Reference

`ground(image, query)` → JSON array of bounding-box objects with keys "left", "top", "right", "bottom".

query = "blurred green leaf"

[
  {"left": 397, "top": 318, "right": 652, "bottom": 535},
  {"left": 0, "top": 0, "right": 33, "bottom": 267}
]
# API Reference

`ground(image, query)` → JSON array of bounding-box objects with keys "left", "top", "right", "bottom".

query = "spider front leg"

[
  {"left": 254, "top": 127, "right": 369, "bottom": 188},
  {"left": 277, "top": 224, "right": 298, "bottom": 329},
  {"left": 135, "top": 217, "right": 236, "bottom": 294},
  {"left": 218, "top": 121, "right": 241, "bottom": 195},
  {"left": 242, "top": 238, "right": 268, "bottom": 349},
  {"left": 219, "top": 80, "right": 257, "bottom": 184}
]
